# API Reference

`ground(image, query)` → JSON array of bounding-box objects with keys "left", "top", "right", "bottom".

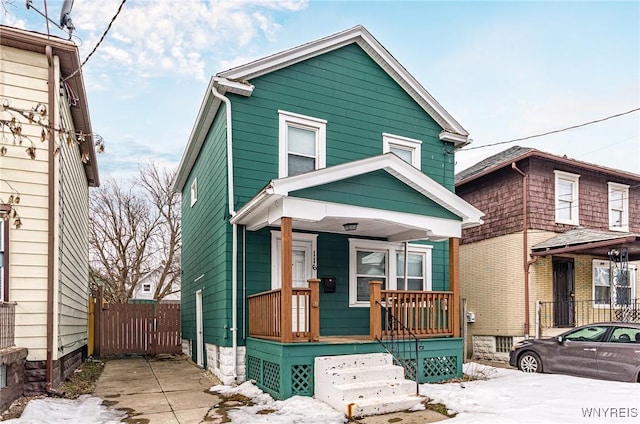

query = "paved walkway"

[
  {"left": 94, "top": 355, "right": 449, "bottom": 424},
  {"left": 93, "top": 356, "right": 223, "bottom": 423}
]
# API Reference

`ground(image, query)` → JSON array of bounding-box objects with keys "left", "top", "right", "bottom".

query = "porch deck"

[{"left": 245, "top": 334, "right": 462, "bottom": 400}]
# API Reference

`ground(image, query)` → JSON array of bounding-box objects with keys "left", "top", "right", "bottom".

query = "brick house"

[{"left": 455, "top": 146, "right": 639, "bottom": 361}]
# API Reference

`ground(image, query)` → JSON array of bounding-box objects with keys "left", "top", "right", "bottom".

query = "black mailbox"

[{"left": 322, "top": 276, "right": 336, "bottom": 293}]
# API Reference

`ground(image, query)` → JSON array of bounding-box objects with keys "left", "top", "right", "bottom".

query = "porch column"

[
  {"left": 280, "top": 217, "right": 293, "bottom": 343},
  {"left": 308, "top": 278, "right": 320, "bottom": 342},
  {"left": 449, "top": 238, "right": 461, "bottom": 338},
  {"left": 369, "top": 280, "right": 382, "bottom": 340}
]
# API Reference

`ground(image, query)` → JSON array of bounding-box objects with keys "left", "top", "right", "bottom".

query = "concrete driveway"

[
  {"left": 93, "top": 356, "right": 223, "bottom": 423},
  {"left": 93, "top": 355, "right": 448, "bottom": 424}
]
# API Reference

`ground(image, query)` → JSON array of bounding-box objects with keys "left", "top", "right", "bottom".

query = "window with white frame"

[
  {"left": 592, "top": 260, "right": 637, "bottom": 307},
  {"left": 278, "top": 110, "right": 326, "bottom": 178},
  {"left": 190, "top": 178, "right": 198, "bottom": 207},
  {"left": 382, "top": 133, "right": 422, "bottom": 168},
  {"left": 608, "top": 182, "right": 629, "bottom": 231},
  {"left": 142, "top": 283, "right": 152, "bottom": 293},
  {"left": 349, "top": 239, "right": 432, "bottom": 306},
  {"left": 554, "top": 170, "right": 580, "bottom": 225}
]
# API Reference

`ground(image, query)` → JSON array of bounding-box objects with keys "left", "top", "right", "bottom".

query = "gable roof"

[
  {"left": 0, "top": 25, "right": 100, "bottom": 187},
  {"left": 231, "top": 153, "right": 484, "bottom": 237},
  {"left": 173, "top": 25, "right": 468, "bottom": 192},
  {"left": 455, "top": 146, "right": 640, "bottom": 186}
]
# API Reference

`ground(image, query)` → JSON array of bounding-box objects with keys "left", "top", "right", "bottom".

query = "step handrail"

[{"left": 374, "top": 300, "right": 421, "bottom": 396}]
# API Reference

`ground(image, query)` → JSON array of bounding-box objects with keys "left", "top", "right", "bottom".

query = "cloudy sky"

[{"left": 2, "top": 0, "right": 639, "bottom": 181}]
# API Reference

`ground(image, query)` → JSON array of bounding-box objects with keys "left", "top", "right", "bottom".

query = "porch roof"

[
  {"left": 230, "top": 153, "right": 484, "bottom": 242},
  {"left": 531, "top": 228, "right": 640, "bottom": 260}
]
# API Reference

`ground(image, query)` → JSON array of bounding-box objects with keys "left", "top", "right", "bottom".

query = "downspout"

[
  {"left": 45, "top": 45, "right": 60, "bottom": 395},
  {"left": 511, "top": 163, "right": 532, "bottom": 336},
  {"left": 210, "top": 86, "right": 238, "bottom": 380}
]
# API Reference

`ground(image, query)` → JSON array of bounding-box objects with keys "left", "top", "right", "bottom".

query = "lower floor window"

[
  {"left": 349, "top": 239, "right": 432, "bottom": 306},
  {"left": 593, "top": 260, "right": 637, "bottom": 306}
]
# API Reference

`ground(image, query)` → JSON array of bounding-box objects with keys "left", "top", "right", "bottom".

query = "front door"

[
  {"left": 272, "top": 232, "right": 317, "bottom": 332},
  {"left": 553, "top": 257, "right": 574, "bottom": 327}
]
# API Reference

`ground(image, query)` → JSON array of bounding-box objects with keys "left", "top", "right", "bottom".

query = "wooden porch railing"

[
  {"left": 248, "top": 279, "right": 320, "bottom": 342},
  {"left": 370, "top": 281, "right": 453, "bottom": 340},
  {"left": 0, "top": 301, "right": 16, "bottom": 349}
]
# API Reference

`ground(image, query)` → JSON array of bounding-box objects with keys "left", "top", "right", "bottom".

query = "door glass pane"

[
  {"left": 288, "top": 126, "right": 316, "bottom": 155},
  {"left": 292, "top": 249, "right": 307, "bottom": 287}
]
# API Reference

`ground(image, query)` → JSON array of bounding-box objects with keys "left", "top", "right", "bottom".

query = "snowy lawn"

[
  {"left": 422, "top": 363, "right": 639, "bottom": 424},
  {"left": 3, "top": 363, "right": 638, "bottom": 423}
]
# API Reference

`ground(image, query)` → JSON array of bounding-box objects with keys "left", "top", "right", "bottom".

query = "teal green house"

[{"left": 172, "top": 26, "right": 483, "bottom": 400}]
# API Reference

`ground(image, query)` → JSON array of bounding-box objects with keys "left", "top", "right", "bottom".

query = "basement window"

[{"left": 495, "top": 336, "right": 513, "bottom": 353}]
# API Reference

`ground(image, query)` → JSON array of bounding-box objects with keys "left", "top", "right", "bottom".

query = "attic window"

[
  {"left": 142, "top": 283, "right": 151, "bottom": 293},
  {"left": 278, "top": 110, "right": 326, "bottom": 178},
  {"left": 190, "top": 178, "right": 198, "bottom": 207},
  {"left": 382, "top": 133, "right": 422, "bottom": 168}
]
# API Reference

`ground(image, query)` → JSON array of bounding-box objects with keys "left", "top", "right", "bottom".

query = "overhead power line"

[
  {"left": 462, "top": 108, "right": 640, "bottom": 151},
  {"left": 64, "top": 0, "right": 128, "bottom": 81}
]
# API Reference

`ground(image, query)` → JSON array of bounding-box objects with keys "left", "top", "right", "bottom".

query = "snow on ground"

[
  {"left": 3, "top": 395, "right": 125, "bottom": 424},
  {"left": 3, "top": 365, "right": 638, "bottom": 423},
  {"left": 209, "top": 382, "right": 347, "bottom": 424},
  {"left": 422, "top": 363, "right": 640, "bottom": 424}
]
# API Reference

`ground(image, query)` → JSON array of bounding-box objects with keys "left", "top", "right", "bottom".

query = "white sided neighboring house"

[
  {"left": 130, "top": 267, "right": 180, "bottom": 302},
  {"left": 0, "top": 25, "right": 100, "bottom": 407}
]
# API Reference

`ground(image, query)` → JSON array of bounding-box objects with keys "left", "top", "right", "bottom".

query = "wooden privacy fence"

[{"left": 92, "top": 288, "right": 181, "bottom": 356}]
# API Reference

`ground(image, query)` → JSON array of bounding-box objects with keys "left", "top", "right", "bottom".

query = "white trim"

[
  {"left": 270, "top": 231, "right": 318, "bottom": 288},
  {"left": 348, "top": 238, "right": 432, "bottom": 307},
  {"left": 608, "top": 182, "right": 629, "bottom": 232},
  {"left": 382, "top": 133, "right": 422, "bottom": 168},
  {"left": 554, "top": 170, "right": 580, "bottom": 225},
  {"left": 217, "top": 26, "right": 468, "bottom": 141},
  {"left": 278, "top": 110, "right": 327, "bottom": 178}
]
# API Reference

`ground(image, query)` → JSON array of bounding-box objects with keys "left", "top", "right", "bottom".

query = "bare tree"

[{"left": 89, "top": 162, "right": 181, "bottom": 303}]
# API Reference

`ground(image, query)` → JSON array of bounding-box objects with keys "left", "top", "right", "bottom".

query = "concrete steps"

[{"left": 314, "top": 353, "right": 423, "bottom": 417}]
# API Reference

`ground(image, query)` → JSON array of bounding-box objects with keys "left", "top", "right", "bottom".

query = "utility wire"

[
  {"left": 64, "top": 0, "right": 127, "bottom": 81},
  {"left": 462, "top": 108, "right": 640, "bottom": 151}
]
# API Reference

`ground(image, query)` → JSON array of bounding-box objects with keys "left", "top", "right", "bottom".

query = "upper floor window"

[
  {"left": 142, "top": 283, "right": 152, "bottom": 293},
  {"left": 278, "top": 110, "right": 326, "bottom": 178},
  {"left": 348, "top": 239, "right": 432, "bottom": 306},
  {"left": 190, "top": 178, "right": 198, "bottom": 207},
  {"left": 554, "top": 170, "right": 580, "bottom": 225},
  {"left": 382, "top": 133, "right": 422, "bottom": 168},
  {"left": 608, "top": 182, "right": 629, "bottom": 232}
]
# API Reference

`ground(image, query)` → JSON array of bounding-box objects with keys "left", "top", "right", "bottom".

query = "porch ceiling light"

[{"left": 343, "top": 223, "right": 358, "bottom": 232}]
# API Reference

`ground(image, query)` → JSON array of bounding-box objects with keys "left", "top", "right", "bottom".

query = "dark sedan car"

[{"left": 509, "top": 322, "right": 640, "bottom": 382}]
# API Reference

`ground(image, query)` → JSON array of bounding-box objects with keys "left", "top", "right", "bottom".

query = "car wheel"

[{"left": 518, "top": 352, "right": 542, "bottom": 373}]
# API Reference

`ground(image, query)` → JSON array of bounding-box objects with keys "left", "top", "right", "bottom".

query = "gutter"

[
  {"left": 45, "top": 45, "right": 61, "bottom": 395},
  {"left": 511, "top": 163, "right": 531, "bottom": 336},
  {"left": 210, "top": 85, "right": 238, "bottom": 380}
]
